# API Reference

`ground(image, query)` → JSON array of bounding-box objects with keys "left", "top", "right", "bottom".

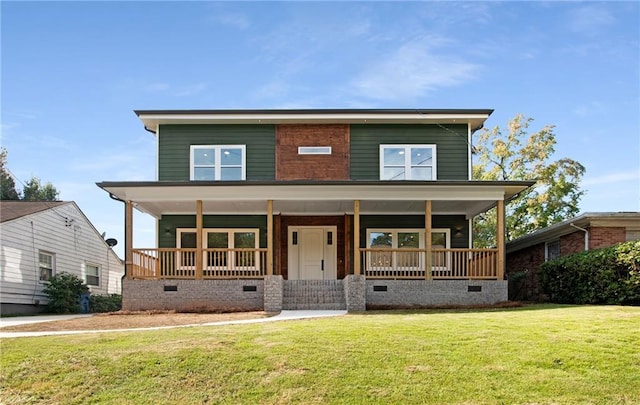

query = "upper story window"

[
  {"left": 190, "top": 145, "right": 246, "bottom": 181},
  {"left": 380, "top": 144, "right": 436, "bottom": 180},
  {"left": 39, "top": 251, "right": 55, "bottom": 282}
]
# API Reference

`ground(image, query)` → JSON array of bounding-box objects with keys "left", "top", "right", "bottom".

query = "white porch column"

[
  {"left": 354, "top": 200, "right": 361, "bottom": 276},
  {"left": 496, "top": 199, "right": 505, "bottom": 280},
  {"left": 267, "top": 200, "right": 273, "bottom": 276},
  {"left": 425, "top": 200, "right": 432, "bottom": 280}
]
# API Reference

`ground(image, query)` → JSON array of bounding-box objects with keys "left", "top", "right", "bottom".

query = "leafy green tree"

[
  {"left": 0, "top": 147, "right": 19, "bottom": 200},
  {"left": 22, "top": 177, "right": 60, "bottom": 201},
  {"left": 0, "top": 148, "right": 60, "bottom": 201},
  {"left": 473, "top": 114, "right": 585, "bottom": 247},
  {"left": 42, "top": 272, "right": 89, "bottom": 314}
]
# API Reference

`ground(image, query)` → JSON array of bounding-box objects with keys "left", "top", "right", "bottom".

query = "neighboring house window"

[
  {"left": 366, "top": 229, "right": 450, "bottom": 271},
  {"left": 85, "top": 263, "right": 100, "bottom": 286},
  {"left": 190, "top": 145, "right": 246, "bottom": 181},
  {"left": 380, "top": 145, "right": 436, "bottom": 180},
  {"left": 177, "top": 228, "right": 260, "bottom": 269},
  {"left": 545, "top": 240, "right": 560, "bottom": 261},
  {"left": 39, "top": 251, "right": 55, "bottom": 281}
]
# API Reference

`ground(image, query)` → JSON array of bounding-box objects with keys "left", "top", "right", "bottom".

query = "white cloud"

[
  {"left": 568, "top": 5, "right": 615, "bottom": 35},
  {"left": 582, "top": 170, "right": 640, "bottom": 186},
  {"left": 351, "top": 38, "right": 478, "bottom": 101}
]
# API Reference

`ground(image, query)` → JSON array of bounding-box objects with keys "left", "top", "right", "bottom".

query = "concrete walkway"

[{"left": 0, "top": 310, "right": 347, "bottom": 338}]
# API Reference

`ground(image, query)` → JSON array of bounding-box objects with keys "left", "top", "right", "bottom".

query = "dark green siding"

[
  {"left": 158, "top": 124, "right": 276, "bottom": 181},
  {"left": 359, "top": 215, "right": 469, "bottom": 249},
  {"left": 350, "top": 124, "right": 469, "bottom": 180},
  {"left": 158, "top": 215, "right": 268, "bottom": 248}
]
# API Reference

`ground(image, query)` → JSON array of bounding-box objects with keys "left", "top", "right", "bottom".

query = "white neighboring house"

[{"left": 0, "top": 201, "right": 123, "bottom": 315}]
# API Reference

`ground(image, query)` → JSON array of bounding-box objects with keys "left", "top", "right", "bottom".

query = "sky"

[{"left": 2, "top": 1, "right": 639, "bottom": 258}]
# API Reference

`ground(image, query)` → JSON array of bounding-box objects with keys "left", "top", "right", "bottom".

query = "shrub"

[
  {"left": 90, "top": 294, "right": 122, "bottom": 313},
  {"left": 539, "top": 240, "right": 640, "bottom": 305},
  {"left": 42, "top": 272, "right": 89, "bottom": 314}
]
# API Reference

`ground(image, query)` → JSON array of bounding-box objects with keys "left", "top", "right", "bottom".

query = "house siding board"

[
  {"left": 358, "top": 215, "right": 469, "bottom": 248},
  {"left": 158, "top": 124, "right": 276, "bottom": 181},
  {"left": 158, "top": 215, "right": 268, "bottom": 248},
  {"left": 349, "top": 124, "right": 469, "bottom": 180},
  {"left": 0, "top": 203, "right": 122, "bottom": 311}
]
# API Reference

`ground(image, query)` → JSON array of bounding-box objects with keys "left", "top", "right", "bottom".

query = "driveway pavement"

[{"left": 0, "top": 310, "right": 347, "bottom": 338}]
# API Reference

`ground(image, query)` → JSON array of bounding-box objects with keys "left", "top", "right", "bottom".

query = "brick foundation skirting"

[
  {"left": 122, "top": 279, "right": 264, "bottom": 312},
  {"left": 123, "top": 278, "right": 508, "bottom": 312}
]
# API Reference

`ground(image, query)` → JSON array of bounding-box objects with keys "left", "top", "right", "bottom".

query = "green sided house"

[{"left": 97, "top": 109, "right": 533, "bottom": 312}]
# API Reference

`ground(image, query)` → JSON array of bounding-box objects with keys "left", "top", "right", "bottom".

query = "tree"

[
  {"left": 472, "top": 114, "right": 586, "bottom": 247},
  {"left": 0, "top": 147, "right": 19, "bottom": 200},
  {"left": 22, "top": 177, "right": 60, "bottom": 201},
  {"left": 0, "top": 147, "right": 60, "bottom": 201}
]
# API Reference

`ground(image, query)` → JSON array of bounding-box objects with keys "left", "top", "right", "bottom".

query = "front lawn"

[{"left": 1, "top": 304, "right": 638, "bottom": 404}]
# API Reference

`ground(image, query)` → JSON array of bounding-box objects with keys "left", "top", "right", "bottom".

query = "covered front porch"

[{"left": 99, "top": 180, "right": 533, "bottom": 310}]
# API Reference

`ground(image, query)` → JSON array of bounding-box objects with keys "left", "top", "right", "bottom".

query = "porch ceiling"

[{"left": 97, "top": 180, "right": 535, "bottom": 219}]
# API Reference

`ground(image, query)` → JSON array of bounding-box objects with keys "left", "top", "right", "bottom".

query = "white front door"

[{"left": 288, "top": 226, "right": 337, "bottom": 280}]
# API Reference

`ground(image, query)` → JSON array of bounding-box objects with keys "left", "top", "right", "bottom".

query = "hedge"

[{"left": 539, "top": 240, "right": 640, "bottom": 305}]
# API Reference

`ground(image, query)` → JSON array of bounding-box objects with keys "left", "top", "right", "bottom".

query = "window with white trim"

[
  {"left": 545, "top": 240, "right": 560, "bottom": 261},
  {"left": 85, "top": 263, "right": 101, "bottom": 286},
  {"left": 366, "top": 229, "right": 450, "bottom": 272},
  {"left": 380, "top": 144, "right": 436, "bottom": 180},
  {"left": 177, "top": 228, "right": 260, "bottom": 269},
  {"left": 190, "top": 145, "right": 246, "bottom": 181},
  {"left": 39, "top": 251, "right": 55, "bottom": 281}
]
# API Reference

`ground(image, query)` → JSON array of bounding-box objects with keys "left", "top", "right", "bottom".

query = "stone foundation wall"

[
  {"left": 122, "top": 279, "right": 264, "bottom": 312},
  {"left": 366, "top": 280, "right": 508, "bottom": 308}
]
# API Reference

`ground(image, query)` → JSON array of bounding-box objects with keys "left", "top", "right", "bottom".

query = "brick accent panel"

[
  {"left": 589, "top": 227, "right": 626, "bottom": 249},
  {"left": 366, "top": 280, "right": 508, "bottom": 308},
  {"left": 122, "top": 279, "right": 263, "bottom": 312},
  {"left": 275, "top": 124, "right": 349, "bottom": 180}
]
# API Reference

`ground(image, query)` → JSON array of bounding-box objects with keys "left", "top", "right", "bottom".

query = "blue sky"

[{"left": 2, "top": 1, "right": 639, "bottom": 257}]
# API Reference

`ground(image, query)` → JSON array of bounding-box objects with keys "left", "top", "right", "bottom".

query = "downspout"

[
  {"left": 109, "top": 193, "right": 129, "bottom": 282},
  {"left": 569, "top": 223, "right": 589, "bottom": 251}
]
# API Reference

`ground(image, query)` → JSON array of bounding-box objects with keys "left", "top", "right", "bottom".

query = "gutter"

[{"left": 569, "top": 223, "right": 589, "bottom": 251}]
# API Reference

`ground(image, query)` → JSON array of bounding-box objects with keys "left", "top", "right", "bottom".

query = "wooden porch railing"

[
  {"left": 131, "top": 248, "right": 268, "bottom": 279},
  {"left": 361, "top": 248, "right": 500, "bottom": 280}
]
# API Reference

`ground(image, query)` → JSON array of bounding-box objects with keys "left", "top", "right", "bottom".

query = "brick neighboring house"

[
  {"left": 98, "top": 109, "right": 535, "bottom": 312},
  {"left": 506, "top": 212, "right": 640, "bottom": 301}
]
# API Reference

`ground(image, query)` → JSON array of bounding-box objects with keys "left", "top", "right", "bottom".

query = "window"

[
  {"left": 85, "top": 263, "right": 100, "bottom": 286},
  {"left": 190, "top": 145, "right": 246, "bottom": 181},
  {"left": 177, "top": 228, "right": 260, "bottom": 269},
  {"left": 545, "top": 240, "right": 560, "bottom": 261},
  {"left": 298, "top": 146, "right": 332, "bottom": 155},
  {"left": 366, "top": 229, "right": 450, "bottom": 271},
  {"left": 380, "top": 145, "right": 436, "bottom": 180},
  {"left": 39, "top": 251, "right": 54, "bottom": 281}
]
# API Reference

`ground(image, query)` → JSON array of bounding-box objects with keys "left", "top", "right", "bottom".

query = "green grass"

[{"left": 1, "top": 304, "right": 639, "bottom": 404}]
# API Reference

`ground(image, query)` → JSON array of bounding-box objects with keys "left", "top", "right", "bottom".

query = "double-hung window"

[
  {"left": 39, "top": 251, "right": 55, "bottom": 281},
  {"left": 177, "top": 228, "right": 260, "bottom": 271},
  {"left": 190, "top": 145, "right": 246, "bottom": 181},
  {"left": 380, "top": 144, "right": 436, "bottom": 180},
  {"left": 366, "top": 229, "right": 450, "bottom": 273},
  {"left": 85, "top": 263, "right": 101, "bottom": 286}
]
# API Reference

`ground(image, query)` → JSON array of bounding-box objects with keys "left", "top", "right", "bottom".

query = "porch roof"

[{"left": 97, "top": 180, "right": 534, "bottom": 219}]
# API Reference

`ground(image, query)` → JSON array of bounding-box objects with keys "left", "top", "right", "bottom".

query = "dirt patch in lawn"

[{"left": 0, "top": 311, "right": 271, "bottom": 332}]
